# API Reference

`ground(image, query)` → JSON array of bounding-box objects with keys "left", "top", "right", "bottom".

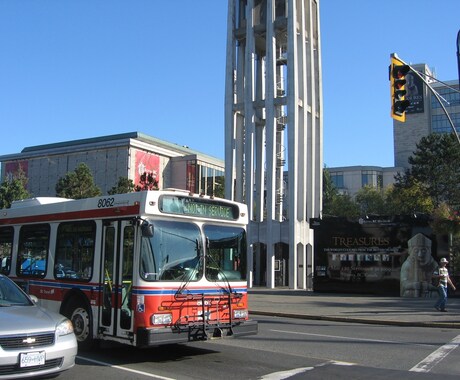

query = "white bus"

[{"left": 0, "top": 190, "right": 257, "bottom": 349}]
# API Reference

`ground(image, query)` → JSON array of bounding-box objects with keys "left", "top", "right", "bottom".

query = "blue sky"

[{"left": 0, "top": 0, "right": 459, "bottom": 168}]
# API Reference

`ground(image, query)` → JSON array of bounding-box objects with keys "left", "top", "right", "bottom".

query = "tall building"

[
  {"left": 0, "top": 132, "right": 225, "bottom": 198},
  {"left": 224, "top": 0, "right": 323, "bottom": 289},
  {"left": 328, "top": 66, "right": 459, "bottom": 198},
  {"left": 394, "top": 64, "right": 460, "bottom": 169}
]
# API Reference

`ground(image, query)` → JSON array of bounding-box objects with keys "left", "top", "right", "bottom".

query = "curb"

[{"left": 250, "top": 310, "right": 460, "bottom": 329}]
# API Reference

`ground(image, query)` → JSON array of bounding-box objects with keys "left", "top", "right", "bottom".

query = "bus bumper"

[{"left": 136, "top": 320, "right": 258, "bottom": 347}]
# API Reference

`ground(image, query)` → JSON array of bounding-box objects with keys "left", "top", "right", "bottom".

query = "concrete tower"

[{"left": 224, "top": 0, "right": 323, "bottom": 289}]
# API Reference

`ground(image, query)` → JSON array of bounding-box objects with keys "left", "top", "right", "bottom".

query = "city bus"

[{"left": 0, "top": 189, "right": 257, "bottom": 349}]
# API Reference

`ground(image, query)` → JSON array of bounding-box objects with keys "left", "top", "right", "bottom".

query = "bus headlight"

[
  {"left": 233, "top": 309, "right": 248, "bottom": 319},
  {"left": 151, "top": 313, "right": 173, "bottom": 325}
]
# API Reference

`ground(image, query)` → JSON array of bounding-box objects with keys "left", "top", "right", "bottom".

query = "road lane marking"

[
  {"left": 259, "top": 366, "right": 314, "bottom": 379},
  {"left": 269, "top": 329, "right": 433, "bottom": 347},
  {"left": 260, "top": 361, "right": 354, "bottom": 379},
  {"left": 77, "top": 355, "right": 176, "bottom": 380},
  {"left": 409, "top": 334, "right": 460, "bottom": 372}
]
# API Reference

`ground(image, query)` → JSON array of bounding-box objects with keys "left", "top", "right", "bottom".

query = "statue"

[{"left": 400, "top": 233, "right": 438, "bottom": 297}]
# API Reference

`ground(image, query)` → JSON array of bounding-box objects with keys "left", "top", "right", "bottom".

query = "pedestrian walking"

[{"left": 434, "top": 258, "right": 456, "bottom": 312}]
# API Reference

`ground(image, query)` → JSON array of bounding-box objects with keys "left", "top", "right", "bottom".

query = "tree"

[
  {"left": 322, "top": 168, "right": 337, "bottom": 214},
  {"left": 0, "top": 166, "right": 30, "bottom": 209},
  {"left": 108, "top": 177, "right": 135, "bottom": 195},
  {"left": 354, "top": 185, "right": 386, "bottom": 215},
  {"left": 322, "top": 169, "right": 360, "bottom": 218},
  {"left": 404, "top": 134, "right": 460, "bottom": 279},
  {"left": 134, "top": 172, "right": 159, "bottom": 192},
  {"left": 408, "top": 133, "right": 460, "bottom": 207},
  {"left": 325, "top": 193, "right": 360, "bottom": 218},
  {"left": 385, "top": 174, "right": 434, "bottom": 216},
  {"left": 431, "top": 202, "right": 460, "bottom": 277},
  {"left": 431, "top": 202, "right": 460, "bottom": 236},
  {"left": 213, "top": 175, "right": 225, "bottom": 198},
  {"left": 55, "top": 163, "right": 102, "bottom": 199}
]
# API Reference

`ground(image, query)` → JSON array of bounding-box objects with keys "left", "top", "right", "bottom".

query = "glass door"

[{"left": 99, "top": 221, "right": 135, "bottom": 339}]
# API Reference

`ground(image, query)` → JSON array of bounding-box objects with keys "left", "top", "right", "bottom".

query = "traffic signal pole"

[
  {"left": 457, "top": 30, "right": 460, "bottom": 89},
  {"left": 390, "top": 53, "right": 460, "bottom": 145}
]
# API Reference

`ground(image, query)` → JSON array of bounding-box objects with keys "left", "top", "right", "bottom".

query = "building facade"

[
  {"left": 0, "top": 132, "right": 225, "bottom": 198},
  {"left": 328, "top": 165, "right": 403, "bottom": 197}
]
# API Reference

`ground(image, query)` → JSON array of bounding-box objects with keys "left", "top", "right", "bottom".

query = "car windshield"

[{"left": 0, "top": 276, "right": 33, "bottom": 306}]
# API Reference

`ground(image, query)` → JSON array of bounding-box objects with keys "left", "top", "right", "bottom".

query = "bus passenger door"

[
  {"left": 100, "top": 222, "right": 117, "bottom": 336},
  {"left": 117, "top": 221, "right": 134, "bottom": 336},
  {"left": 99, "top": 221, "right": 135, "bottom": 340}
]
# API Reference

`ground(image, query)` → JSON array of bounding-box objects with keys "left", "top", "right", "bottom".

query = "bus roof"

[
  {"left": 0, "top": 191, "right": 248, "bottom": 226},
  {"left": 11, "top": 197, "right": 73, "bottom": 208}
]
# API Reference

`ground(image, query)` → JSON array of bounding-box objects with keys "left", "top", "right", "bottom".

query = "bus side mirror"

[{"left": 141, "top": 221, "right": 154, "bottom": 237}]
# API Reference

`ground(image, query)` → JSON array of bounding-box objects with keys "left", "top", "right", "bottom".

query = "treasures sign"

[{"left": 310, "top": 216, "right": 447, "bottom": 295}]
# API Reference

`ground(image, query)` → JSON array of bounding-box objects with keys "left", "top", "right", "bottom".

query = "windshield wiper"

[
  {"left": 174, "top": 239, "right": 203, "bottom": 299},
  {"left": 208, "top": 257, "right": 234, "bottom": 295}
]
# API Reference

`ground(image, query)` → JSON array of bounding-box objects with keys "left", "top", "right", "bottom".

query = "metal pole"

[{"left": 457, "top": 30, "right": 460, "bottom": 87}]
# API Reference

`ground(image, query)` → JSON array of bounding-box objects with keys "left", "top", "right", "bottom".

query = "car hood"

[{"left": 0, "top": 305, "right": 63, "bottom": 335}]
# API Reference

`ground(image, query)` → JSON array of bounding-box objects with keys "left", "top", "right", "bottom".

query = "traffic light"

[{"left": 390, "top": 55, "right": 411, "bottom": 122}]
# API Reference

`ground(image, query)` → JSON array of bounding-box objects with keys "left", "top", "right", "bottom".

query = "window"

[
  {"left": 186, "top": 160, "right": 197, "bottom": 193},
  {"left": 199, "top": 165, "right": 218, "bottom": 196},
  {"left": 377, "top": 174, "right": 383, "bottom": 189},
  {"left": 330, "top": 172, "right": 344, "bottom": 188},
  {"left": 187, "top": 160, "right": 225, "bottom": 197},
  {"left": 121, "top": 225, "right": 134, "bottom": 329},
  {"left": 55, "top": 221, "right": 96, "bottom": 281},
  {"left": 214, "top": 170, "right": 225, "bottom": 198},
  {"left": 102, "top": 226, "right": 115, "bottom": 326},
  {"left": 361, "top": 170, "right": 383, "bottom": 188},
  {"left": 432, "top": 112, "right": 460, "bottom": 135},
  {"left": 0, "top": 227, "right": 13, "bottom": 275},
  {"left": 17, "top": 224, "right": 50, "bottom": 278},
  {"left": 204, "top": 225, "right": 247, "bottom": 282},
  {"left": 431, "top": 86, "right": 460, "bottom": 109},
  {"left": 140, "top": 221, "right": 202, "bottom": 282},
  {"left": 122, "top": 225, "right": 134, "bottom": 281},
  {"left": 361, "top": 171, "right": 371, "bottom": 187}
]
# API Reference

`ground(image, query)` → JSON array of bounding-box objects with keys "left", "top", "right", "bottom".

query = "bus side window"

[
  {"left": 0, "top": 227, "right": 14, "bottom": 275},
  {"left": 17, "top": 224, "right": 50, "bottom": 278},
  {"left": 55, "top": 221, "right": 96, "bottom": 282}
]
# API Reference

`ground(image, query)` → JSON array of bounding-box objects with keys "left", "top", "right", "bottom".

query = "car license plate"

[{"left": 19, "top": 351, "right": 46, "bottom": 367}]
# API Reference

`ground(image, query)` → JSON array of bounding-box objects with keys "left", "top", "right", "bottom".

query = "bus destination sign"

[{"left": 159, "top": 195, "right": 239, "bottom": 220}]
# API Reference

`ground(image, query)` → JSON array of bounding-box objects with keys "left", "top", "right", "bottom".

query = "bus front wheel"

[{"left": 68, "top": 303, "right": 94, "bottom": 350}]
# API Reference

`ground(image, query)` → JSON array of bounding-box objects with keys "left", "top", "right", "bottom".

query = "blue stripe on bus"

[{"left": 26, "top": 280, "right": 247, "bottom": 296}]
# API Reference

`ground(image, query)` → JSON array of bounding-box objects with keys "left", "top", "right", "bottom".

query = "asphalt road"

[{"left": 60, "top": 315, "right": 460, "bottom": 379}]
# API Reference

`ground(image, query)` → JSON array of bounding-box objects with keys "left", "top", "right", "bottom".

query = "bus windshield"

[
  {"left": 204, "top": 225, "right": 246, "bottom": 282},
  {"left": 140, "top": 221, "right": 247, "bottom": 282},
  {"left": 140, "top": 220, "right": 203, "bottom": 281}
]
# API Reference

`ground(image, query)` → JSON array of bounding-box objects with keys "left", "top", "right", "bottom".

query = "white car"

[{"left": 0, "top": 274, "right": 77, "bottom": 379}]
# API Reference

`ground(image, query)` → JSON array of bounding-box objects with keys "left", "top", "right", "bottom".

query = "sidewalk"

[{"left": 248, "top": 288, "right": 460, "bottom": 328}]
